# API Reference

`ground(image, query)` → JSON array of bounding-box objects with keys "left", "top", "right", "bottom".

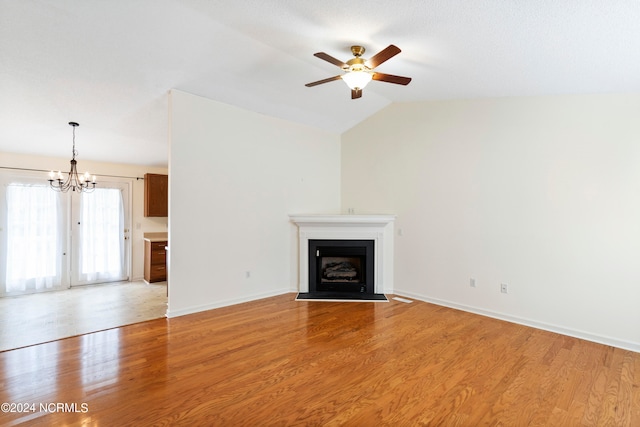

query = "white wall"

[
  {"left": 0, "top": 151, "right": 168, "bottom": 281},
  {"left": 168, "top": 90, "right": 341, "bottom": 316},
  {"left": 341, "top": 94, "right": 640, "bottom": 352}
]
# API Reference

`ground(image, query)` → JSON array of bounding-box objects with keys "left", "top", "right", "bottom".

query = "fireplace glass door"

[{"left": 309, "top": 239, "right": 374, "bottom": 295}]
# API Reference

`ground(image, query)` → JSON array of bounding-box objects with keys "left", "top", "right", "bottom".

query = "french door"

[
  {"left": 70, "top": 182, "right": 130, "bottom": 287},
  {"left": 1, "top": 179, "right": 68, "bottom": 295},
  {"left": 0, "top": 172, "right": 131, "bottom": 295}
]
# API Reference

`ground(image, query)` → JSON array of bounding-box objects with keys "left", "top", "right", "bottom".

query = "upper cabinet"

[{"left": 144, "top": 173, "right": 168, "bottom": 217}]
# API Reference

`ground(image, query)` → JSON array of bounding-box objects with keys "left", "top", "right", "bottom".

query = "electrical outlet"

[
  {"left": 501, "top": 283, "right": 508, "bottom": 294},
  {"left": 470, "top": 278, "right": 476, "bottom": 288}
]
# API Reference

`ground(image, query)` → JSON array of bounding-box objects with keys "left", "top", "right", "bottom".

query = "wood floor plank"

[
  {"left": 632, "top": 354, "right": 640, "bottom": 426},
  {"left": 615, "top": 352, "right": 635, "bottom": 426},
  {"left": 0, "top": 293, "right": 639, "bottom": 426}
]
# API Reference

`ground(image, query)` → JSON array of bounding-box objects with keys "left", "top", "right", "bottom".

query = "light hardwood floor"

[
  {"left": 0, "top": 293, "right": 638, "bottom": 426},
  {"left": 0, "top": 281, "right": 167, "bottom": 352}
]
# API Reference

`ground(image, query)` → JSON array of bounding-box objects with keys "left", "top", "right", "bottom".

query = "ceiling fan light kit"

[
  {"left": 341, "top": 70, "right": 372, "bottom": 90},
  {"left": 306, "top": 44, "right": 411, "bottom": 99}
]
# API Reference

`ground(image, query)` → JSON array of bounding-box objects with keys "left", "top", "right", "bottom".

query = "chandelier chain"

[{"left": 72, "top": 125, "right": 77, "bottom": 159}]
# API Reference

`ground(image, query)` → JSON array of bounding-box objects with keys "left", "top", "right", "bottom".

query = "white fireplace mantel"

[{"left": 289, "top": 214, "right": 395, "bottom": 294}]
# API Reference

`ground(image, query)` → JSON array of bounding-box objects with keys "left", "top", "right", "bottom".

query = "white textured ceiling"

[{"left": 1, "top": 0, "right": 640, "bottom": 167}]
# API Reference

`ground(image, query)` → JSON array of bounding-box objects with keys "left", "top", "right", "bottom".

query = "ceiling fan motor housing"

[
  {"left": 345, "top": 46, "right": 368, "bottom": 71},
  {"left": 345, "top": 57, "right": 367, "bottom": 72}
]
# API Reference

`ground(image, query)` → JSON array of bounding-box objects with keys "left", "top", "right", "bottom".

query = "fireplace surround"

[{"left": 290, "top": 214, "right": 395, "bottom": 300}]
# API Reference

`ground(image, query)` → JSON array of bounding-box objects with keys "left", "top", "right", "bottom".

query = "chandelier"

[{"left": 48, "top": 122, "right": 97, "bottom": 193}]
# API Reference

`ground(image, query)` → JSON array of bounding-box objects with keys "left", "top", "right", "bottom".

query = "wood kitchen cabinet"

[
  {"left": 144, "top": 240, "right": 167, "bottom": 283},
  {"left": 144, "top": 173, "right": 168, "bottom": 217}
]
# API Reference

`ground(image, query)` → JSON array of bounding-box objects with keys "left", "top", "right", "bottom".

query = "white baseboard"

[
  {"left": 394, "top": 289, "right": 640, "bottom": 354},
  {"left": 166, "top": 288, "right": 291, "bottom": 318}
]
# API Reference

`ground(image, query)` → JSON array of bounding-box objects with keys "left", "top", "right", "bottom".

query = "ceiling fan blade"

[
  {"left": 372, "top": 72, "right": 412, "bottom": 85},
  {"left": 351, "top": 89, "right": 362, "bottom": 99},
  {"left": 305, "top": 75, "right": 343, "bottom": 87},
  {"left": 313, "top": 52, "right": 347, "bottom": 68},
  {"left": 366, "top": 44, "right": 401, "bottom": 69}
]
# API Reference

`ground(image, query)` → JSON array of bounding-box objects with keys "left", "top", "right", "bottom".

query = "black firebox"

[{"left": 299, "top": 239, "right": 385, "bottom": 300}]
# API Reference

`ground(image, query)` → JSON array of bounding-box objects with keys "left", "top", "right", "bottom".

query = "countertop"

[{"left": 143, "top": 232, "right": 168, "bottom": 242}]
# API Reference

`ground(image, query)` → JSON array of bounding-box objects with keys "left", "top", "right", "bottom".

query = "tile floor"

[{"left": 0, "top": 280, "right": 167, "bottom": 352}]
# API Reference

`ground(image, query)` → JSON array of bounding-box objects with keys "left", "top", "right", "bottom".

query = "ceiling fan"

[{"left": 305, "top": 44, "right": 412, "bottom": 99}]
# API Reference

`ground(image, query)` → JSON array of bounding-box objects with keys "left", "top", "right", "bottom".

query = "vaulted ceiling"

[{"left": 2, "top": 0, "right": 639, "bottom": 167}]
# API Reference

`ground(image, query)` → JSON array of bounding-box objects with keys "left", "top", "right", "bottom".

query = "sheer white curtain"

[
  {"left": 5, "top": 184, "right": 63, "bottom": 293},
  {"left": 78, "top": 188, "right": 124, "bottom": 283}
]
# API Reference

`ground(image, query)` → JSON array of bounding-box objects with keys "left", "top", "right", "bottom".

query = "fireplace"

[
  {"left": 309, "top": 240, "right": 374, "bottom": 295},
  {"left": 290, "top": 214, "right": 395, "bottom": 300}
]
